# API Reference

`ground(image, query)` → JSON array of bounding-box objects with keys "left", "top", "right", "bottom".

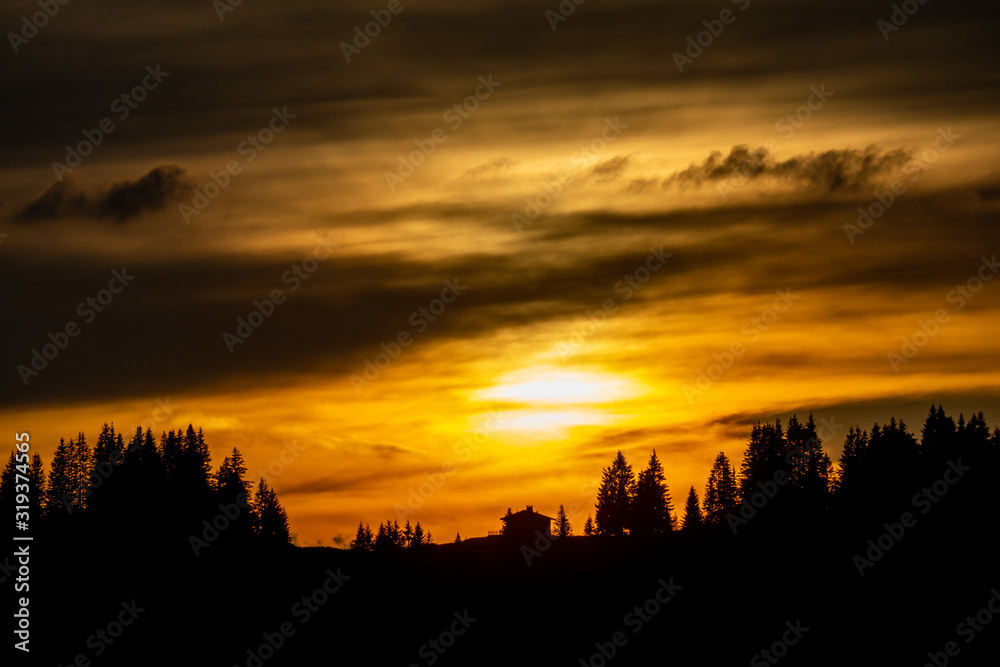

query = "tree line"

[
  {"left": 349, "top": 518, "right": 434, "bottom": 551},
  {"left": 583, "top": 408, "right": 999, "bottom": 536},
  {"left": 0, "top": 423, "right": 292, "bottom": 547}
]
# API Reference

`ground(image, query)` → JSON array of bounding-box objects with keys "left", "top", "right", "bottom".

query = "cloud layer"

[{"left": 17, "top": 166, "right": 191, "bottom": 222}]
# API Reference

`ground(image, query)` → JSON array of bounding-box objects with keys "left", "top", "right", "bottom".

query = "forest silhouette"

[{"left": 3, "top": 405, "right": 999, "bottom": 666}]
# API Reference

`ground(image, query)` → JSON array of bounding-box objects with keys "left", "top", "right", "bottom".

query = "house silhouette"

[{"left": 499, "top": 505, "right": 553, "bottom": 542}]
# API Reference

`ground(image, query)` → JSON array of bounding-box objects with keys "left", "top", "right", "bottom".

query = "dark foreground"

[{"left": 7, "top": 490, "right": 999, "bottom": 667}]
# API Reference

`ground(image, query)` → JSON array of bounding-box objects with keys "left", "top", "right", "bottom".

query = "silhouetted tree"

[
  {"left": 787, "top": 414, "right": 832, "bottom": 510},
  {"left": 350, "top": 521, "right": 374, "bottom": 551},
  {"left": 500, "top": 507, "right": 513, "bottom": 535},
  {"left": 69, "top": 433, "right": 92, "bottom": 511},
  {"left": 161, "top": 429, "right": 182, "bottom": 493},
  {"left": 836, "top": 425, "right": 869, "bottom": 495},
  {"left": 454, "top": 532, "right": 462, "bottom": 543},
  {"left": 595, "top": 450, "right": 635, "bottom": 535},
  {"left": 681, "top": 486, "right": 702, "bottom": 532},
  {"left": 251, "top": 477, "right": 290, "bottom": 546},
  {"left": 631, "top": 450, "right": 675, "bottom": 535},
  {"left": 739, "top": 421, "right": 787, "bottom": 500},
  {"left": 45, "top": 438, "right": 74, "bottom": 514},
  {"left": 90, "top": 423, "right": 128, "bottom": 513},
  {"left": 411, "top": 521, "right": 426, "bottom": 547},
  {"left": 403, "top": 519, "right": 414, "bottom": 547},
  {"left": 920, "top": 404, "right": 956, "bottom": 453},
  {"left": 214, "top": 447, "right": 253, "bottom": 541},
  {"left": 961, "top": 412, "right": 991, "bottom": 451},
  {"left": 583, "top": 515, "right": 595, "bottom": 536},
  {"left": 704, "top": 452, "right": 738, "bottom": 525},
  {"left": 556, "top": 504, "right": 572, "bottom": 537},
  {"left": 215, "top": 448, "right": 250, "bottom": 497},
  {"left": 374, "top": 522, "right": 391, "bottom": 549}
]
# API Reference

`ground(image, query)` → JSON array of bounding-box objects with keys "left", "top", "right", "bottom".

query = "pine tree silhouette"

[
  {"left": 252, "top": 477, "right": 291, "bottom": 546},
  {"left": 556, "top": 504, "right": 572, "bottom": 537},
  {"left": 631, "top": 450, "right": 675, "bottom": 535},
  {"left": 45, "top": 438, "right": 75, "bottom": 514},
  {"left": 595, "top": 450, "right": 635, "bottom": 535},
  {"left": 681, "top": 485, "right": 702, "bottom": 532},
  {"left": 704, "top": 451, "right": 738, "bottom": 525}
]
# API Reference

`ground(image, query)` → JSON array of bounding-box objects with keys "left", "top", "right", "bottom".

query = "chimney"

[{"left": 526, "top": 505, "right": 533, "bottom": 513}]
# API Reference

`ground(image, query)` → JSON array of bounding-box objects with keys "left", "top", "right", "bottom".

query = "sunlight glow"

[{"left": 475, "top": 367, "right": 640, "bottom": 405}]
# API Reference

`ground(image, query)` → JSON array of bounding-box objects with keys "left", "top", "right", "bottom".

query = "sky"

[{"left": 2, "top": 0, "right": 999, "bottom": 546}]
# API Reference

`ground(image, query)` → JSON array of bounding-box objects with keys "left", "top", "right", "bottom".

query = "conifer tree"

[
  {"left": 251, "top": 477, "right": 290, "bottom": 545},
  {"left": 704, "top": 451, "right": 738, "bottom": 525},
  {"left": 595, "top": 450, "right": 635, "bottom": 535},
  {"left": 403, "top": 519, "right": 414, "bottom": 547},
  {"left": 350, "top": 521, "right": 374, "bottom": 551},
  {"left": 411, "top": 521, "right": 426, "bottom": 547},
  {"left": 46, "top": 438, "right": 75, "bottom": 514},
  {"left": 681, "top": 486, "right": 703, "bottom": 532},
  {"left": 500, "top": 507, "right": 513, "bottom": 535},
  {"left": 556, "top": 504, "right": 572, "bottom": 537},
  {"left": 836, "top": 425, "right": 869, "bottom": 494},
  {"left": 631, "top": 450, "right": 675, "bottom": 535},
  {"left": 70, "top": 433, "right": 92, "bottom": 510},
  {"left": 374, "top": 522, "right": 391, "bottom": 550},
  {"left": 583, "top": 515, "right": 595, "bottom": 536}
]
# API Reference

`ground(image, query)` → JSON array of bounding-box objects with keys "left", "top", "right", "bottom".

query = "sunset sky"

[{"left": 2, "top": 0, "right": 999, "bottom": 545}]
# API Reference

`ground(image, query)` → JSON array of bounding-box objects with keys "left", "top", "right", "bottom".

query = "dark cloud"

[
  {"left": 977, "top": 182, "right": 1000, "bottom": 202},
  {"left": 464, "top": 157, "right": 518, "bottom": 178},
  {"left": 591, "top": 156, "right": 629, "bottom": 183},
  {"left": 16, "top": 166, "right": 191, "bottom": 222},
  {"left": 664, "top": 145, "right": 914, "bottom": 193}
]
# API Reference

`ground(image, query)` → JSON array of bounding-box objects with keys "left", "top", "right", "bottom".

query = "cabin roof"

[{"left": 500, "top": 506, "right": 554, "bottom": 522}]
